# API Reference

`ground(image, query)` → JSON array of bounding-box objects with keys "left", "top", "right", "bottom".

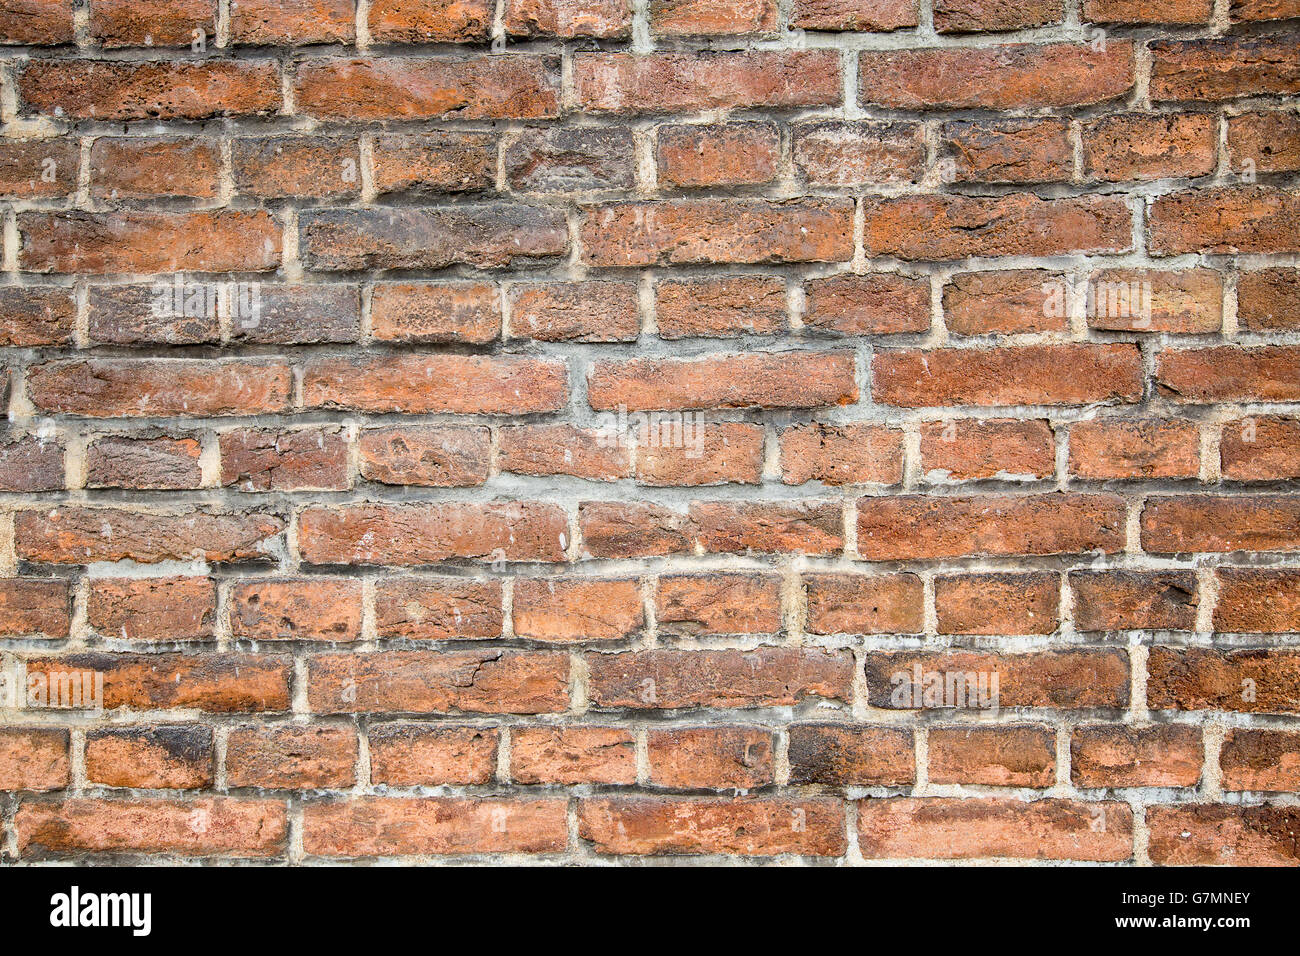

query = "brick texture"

[{"left": 0, "top": 0, "right": 1293, "bottom": 867}]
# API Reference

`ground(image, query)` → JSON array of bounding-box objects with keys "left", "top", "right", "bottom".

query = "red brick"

[
  {"left": 86, "top": 436, "right": 203, "bottom": 490},
  {"left": 85, "top": 726, "right": 212, "bottom": 789},
  {"left": 0, "top": 287, "right": 74, "bottom": 347},
  {"left": 230, "top": 0, "right": 355, "bottom": 43},
  {"left": 0, "top": 578, "right": 70, "bottom": 639},
  {"left": 499, "top": 425, "right": 629, "bottom": 482},
  {"left": 934, "top": 0, "right": 1062, "bottom": 29},
  {"left": 1084, "top": 268, "right": 1223, "bottom": 333},
  {"left": 511, "top": 727, "right": 636, "bottom": 785},
  {"left": 859, "top": 43, "right": 1133, "bottom": 109},
  {"left": 1082, "top": 112, "right": 1217, "bottom": 181},
  {"left": 1068, "top": 418, "right": 1200, "bottom": 479},
  {"left": 1141, "top": 495, "right": 1300, "bottom": 553},
  {"left": 588, "top": 352, "right": 856, "bottom": 411},
  {"left": 787, "top": 724, "right": 915, "bottom": 786},
  {"left": 299, "top": 502, "right": 567, "bottom": 566},
  {"left": 220, "top": 428, "right": 349, "bottom": 492},
  {"left": 1220, "top": 730, "right": 1300, "bottom": 791},
  {"left": 1238, "top": 268, "right": 1300, "bottom": 331},
  {"left": 90, "top": 0, "right": 214, "bottom": 47},
  {"left": 1215, "top": 568, "right": 1300, "bottom": 633},
  {"left": 803, "top": 273, "right": 930, "bottom": 336},
  {"left": 20, "top": 210, "right": 280, "bottom": 274},
  {"left": 650, "top": 0, "right": 776, "bottom": 33},
  {"left": 19, "top": 60, "right": 279, "bottom": 120},
  {"left": 804, "top": 573, "right": 924, "bottom": 635},
  {"left": 1228, "top": 111, "right": 1300, "bottom": 173},
  {"left": 505, "top": 0, "right": 632, "bottom": 36},
  {"left": 374, "top": 577, "right": 503, "bottom": 641},
  {"left": 308, "top": 651, "right": 569, "bottom": 714},
  {"left": 27, "top": 652, "right": 290, "bottom": 712},
  {"left": 1150, "top": 35, "right": 1300, "bottom": 101},
  {"left": 1148, "top": 805, "right": 1300, "bottom": 865},
  {"left": 575, "top": 51, "right": 839, "bottom": 113},
  {"left": 0, "top": 435, "right": 63, "bottom": 492},
  {"left": 919, "top": 419, "right": 1056, "bottom": 482},
  {"left": 1072, "top": 725, "right": 1202, "bottom": 787},
  {"left": 1150, "top": 187, "right": 1300, "bottom": 254},
  {"left": 934, "top": 572, "right": 1060, "bottom": 635},
  {"left": 358, "top": 426, "right": 491, "bottom": 487},
  {"left": 942, "top": 271, "right": 1064, "bottom": 335},
  {"left": 779, "top": 423, "right": 903, "bottom": 486},
  {"left": 654, "top": 276, "right": 785, "bottom": 339},
  {"left": 231, "top": 578, "right": 362, "bottom": 643},
  {"left": 656, "top": 124, "right": 779, "bottom": 189},
  {"left": 635, "top": 423, "right": 764, "bottom": 486},
  {"left": 864, "top": 649, "right": 1130, "bottom": 709},
  {"left": 939, "top": 119, "right": 1071, "bottom": 183},
  {"left": 0, "top": 728, "right": 69, "bottom": 791},
  {"left": 862, "top": 194, "right": 1131, "bottom": 260},
  {"left": 579, "top": 797, "right": 846, "bottom": 856},
  {"left": 88, "top": 577, "right": 216, "bottom": 642},
  {"left": 505, "top": 127, "right": 635, "bottom": 193},
  {"left": 1221, "top": 416, "right": 1300, "bottom": 481},
  {"left": 304, "top": 355, "right": 567, "bottom": 414},
  {"left": 928, "top": 726, "right": 1056, "bottom": 787},
  {"left": 791, "top": 0, "right": 918, "bottom": 29},
  {"left": 793, "top": 121, "right": 924, "bottom": 186},
  {"left": 29, "top": 360, "right": 291, "bottom": 418},
  {"left": 17, "top": 799, "right": 286, "bottom": 858},
  {"left": 858, "top": 798, "right": 1132, "bottom": 861},
  {"left": 0, "top": 0, "right": 74, "bottom": 43},
  {"left": 302, "top": 206, "right": 567, "bottom": 271},
  {"left": 227, "top": 726, "right": 357, "bottom": 789},
  {"left": 0, "top": 138, "right": 79, "bottom": 198},
  {"left": 512, "top": 577, "right": 644, "bottom": 642},
  {"left": 16, "top": 508, "right": 283, "bottom": 565},
  {"left": 368, "top": 726, "right": 496, "bottom": 786},
  {"left": 578, "top": 501, "right": 694, "bottom": 558},
  {"left": 370, "top": 282, "right": 500, "bottom": 345},
  {"left": 656, "top": 573, "right": 782, "bottom": 636},
  {"left": 580, "top": 199, "right": 853, "bottom": 267},
  {"left": 648, "top": 727, "right": 773, "bottom": 789},
  {"left": 509, "top": 281, "right": 639, "bottom": 343},
  {"left": 1230, "top": 0, "right": 1300, "bottom": 17},
  {"left": 873, "top": 345, "right": 1142, "bottom": 408},
  {"left": 1157, "top": 347, "right": 1300, "bottom": 402},
  {"left": 1084, "top": 0, "right": 1210, "bottom": 20},
  {"left": 1147, "top": 646, "right": 1300, "bottom": 713},
  {"left": 368, "top": 0, "right": 492, "bottom": 41},
  {"left": 371, "top": 132, "right": 496, "bottom": 197},
  {"left": 1069, "top": 570, "right": 1198, "bottom": 631},
  {"left": 690, "top": 500, "right": 843, "bottom": 555},
  {"left": 586, "top": 648, "right": 853, "bottom": 709},
  {"left": 294, "top": 57, "right": 560, "bottom": 120},
  {"left": 233, "top": 136, "right": 361, "bottom": 199},
  {"left": 303, "top": 798, "right": 568, "bottom": 856}
]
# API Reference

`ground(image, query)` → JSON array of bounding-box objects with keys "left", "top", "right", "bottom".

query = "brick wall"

[{"left": 0, "top": 0, "right": 1297, "bottom": 864}]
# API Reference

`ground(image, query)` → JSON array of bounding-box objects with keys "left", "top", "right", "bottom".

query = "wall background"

[{"left": 0, "top": 0, "right": 1297, "bottom": 863}]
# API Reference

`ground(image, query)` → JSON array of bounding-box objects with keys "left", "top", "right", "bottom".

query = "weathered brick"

[
  {"left": 656, "top": 573, "right": 782, "bottom": 636},
  {"left": 87, "top": 577, "right": 217, "bottom": 642},
  {"left": 1148, "top": 805, "right": 1300, "bottom": 865},
  {"left": 1142, "top": 495, "right": 1300, "bottom": 553},
  {"left": 231, "top": 578, "right": 362, "bottom": 642},
  {"left": 928, "top": 726, "right": 1056, "bottom": 787},
  {"left": 1228, "top": 111, "right": 1300, "bottom": 173},
  {"left": 0, "top": 728, "right": 69, "bottom": 791},
  {"left": 509, "top": 281, "right": 639, "bottom": 343},
  {"left": 499, "top": 425, "right": 629, "bottom": 481},
  {"left": 636, "top": 423, "right": 764, "bottom": 487},
  {"left": 85, "top": 726, "right": 213, "bottom": 789},
  {"left": 308, "top": 651, "right": 569, "bottom": 714},
  {"left": 935, "top": 0, "right": 1062, "bottom": 30},
  {"left": 368, "top": 725, "right": 496, "bottom": 786},
  {"left": 934, "top": 572, "right": 1060, "bottom": 635},
  {"left": 16, "top": 508, "right": 283, "bottom": 565},
  {"left": 304, "top": 355, "right": 567, "bottom": 414},
  {"left": 654, "top": 276, "right": 785, "bottom": 339},
  {"left": 227, "top": 726, "right": 358, "bottom": 789},
  {"left": 647, "top": 727, "right": 773, "bottom": 790},
  {"left": 859, "top": 43, "right": 1133, "bottom": 109},
  {"left": 579, "top": 797, "right": 846, "bottom": 855},
  {"left": 86, "top": 436, "right": 203, "bottom": 490},
  {"left": 1072, "top": 725, "right": 1202, "bottom": 788},
  {"left": 513, "top": 577, "right": 643, "bottom": 642},
  {"left": 371, "top": 133, "right": 496, "bottom": 197},
  {"left": 858, "top": 798, "right": 1133, "bottom": 860},
  {"left": 656, "top": 123, "right": 779, "bottom": 189},
  {"left": 1237, "top": 268, "right": 1299, "bottom": 331},
  {"left": 1068, "top": 418, "right": 1200, "bottom": 479},
  {"left": 803, "top": 573, "right": 924, "bottom": 635},
  {"left": 588, "top": 352, "right": 857, "bottom": 410},
  {"left": 368, "top": 0, "right": 492, "bottom": 41},
  {"left": 1221, "top": 416, "right": 1300, "bottom": 481},
  {"left": 779, "top": 423, "right": 903, "bottom": 486},
  {"left": 505, "top": 127, "right": 635, "bottom": 193},
  {"left": 298, "top": 502, "right": 568, "bottom": 565},
  {"left": 359, "top": 426, "right": 491, "bottom": 487},
  {"left": 374, "top": 577, "right": 503, "bottom": 641},
  {"left": 1220, "top": 729, "right": 1300, "bottom": 791},
  {"left": 221, "top": 428, "right": 349, "bottom": 492},
  {"left": 794, "top": 121, "right": 924, "bottom": 186},
  {"left": 1148, "top": 646, "right": 1300, "bottom": 713},
  {"left": 304, "top": 798, "right": 567, "bottom": 856},
  {"left": 370, "top": 283, "right": 500, "bottom": 345},
  {"left": 1157, "top": 347, "right": 1300, "bottom": 402},
  {"left": 1069, "top": 570, "right": 1198, "bottom": 631},
  {"left": 505, "top": 0, "right": 632, "bottom": 36},
  {"left": 803, "top": 273, "right": 930, "bottom": 336},
  {"left": 939, "top": 119, "right": 1071, "bottom": 183},
  {"left": 1082, "top": 112, "right": 1217, "bottom": 181},
  {"left": 787, "top": 724, "right": 915, "bottom": 786},
  {"left": 230, "top": 0, "right": 355, "bottom": 43},
  {"left": 919, "top": 419, "right": 1056, "bottom": 482},
  {"left": 511, "top": 727, "right": 636, "bottom": 785},
  {"left": 0, "top": 578, "right": 70, "bottom": 639},
  {"left": 1150, "top": 36, "right": 1300, "bottom": 101},
  {"left": 1215, "top": 568, "right": 1300, "bottom": 633},
  {"left": 1149, "top": 187, "right": 1300, "bottom": 254},
  {"left": 942, "top": 271, "right": 1064, "bottom": 335}
]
